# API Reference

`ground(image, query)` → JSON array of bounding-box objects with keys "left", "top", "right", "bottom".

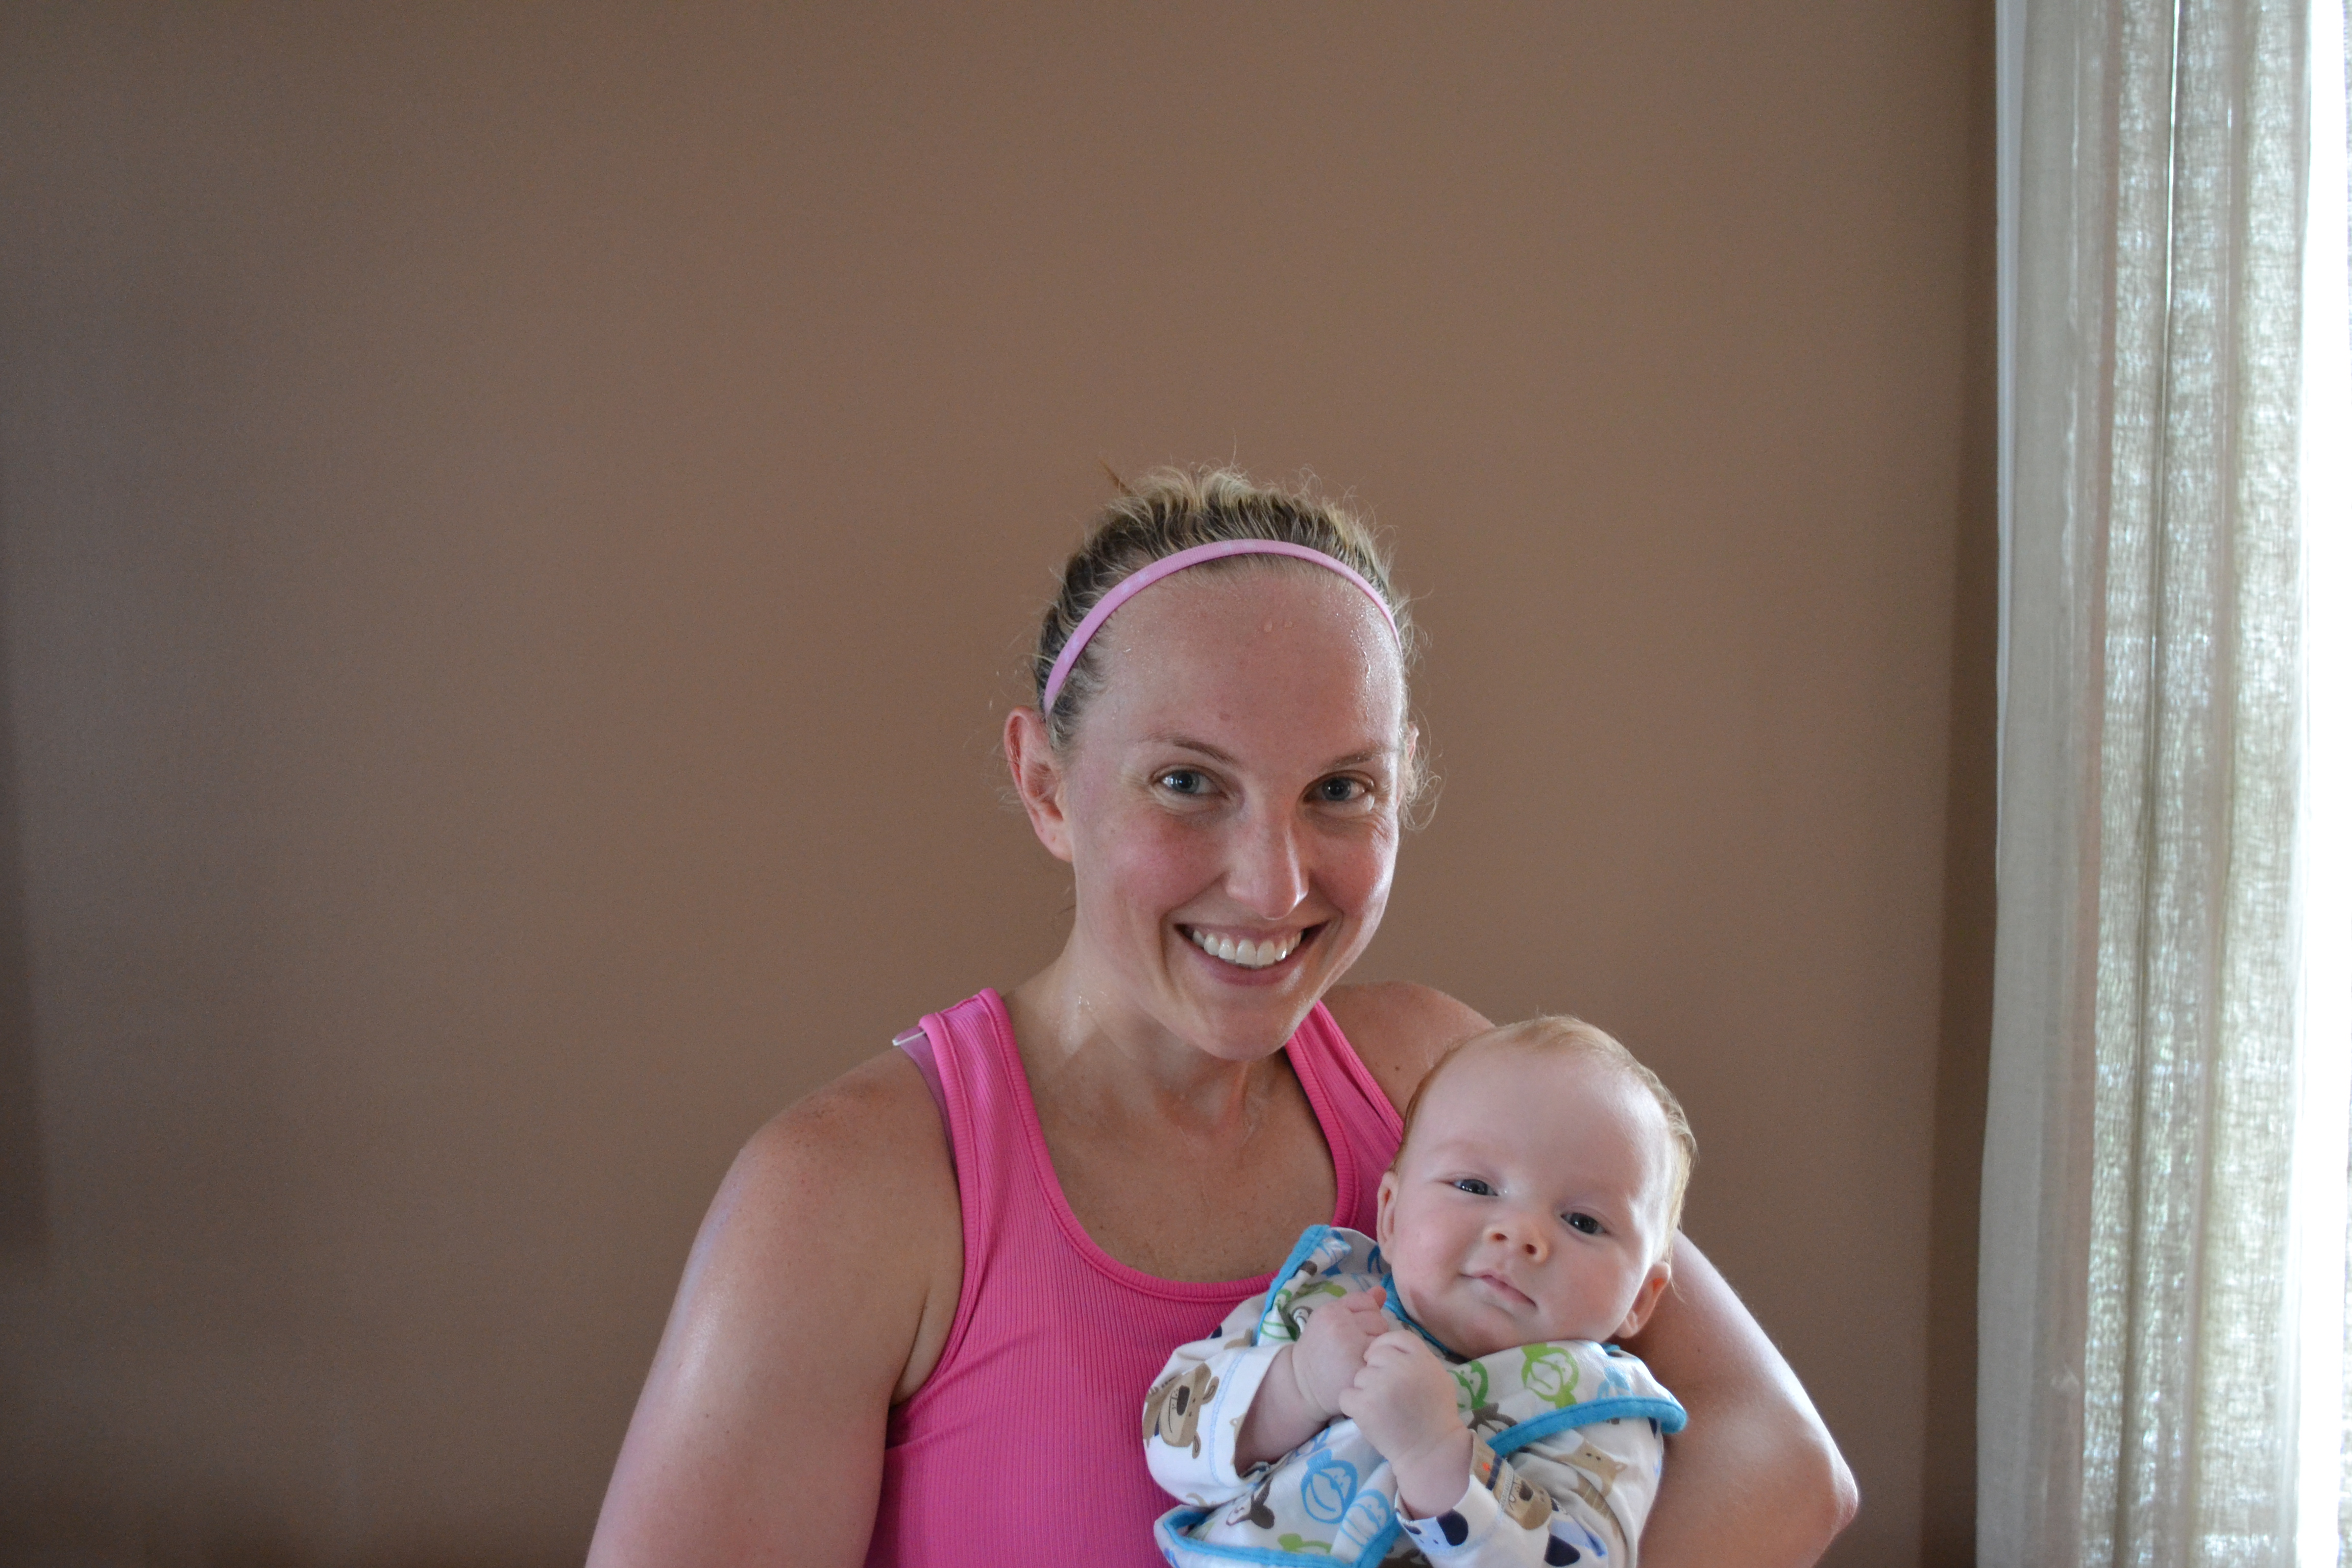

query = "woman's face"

[{"left": 1023, "top": 562, "right": 1411, "bottom": 1062}]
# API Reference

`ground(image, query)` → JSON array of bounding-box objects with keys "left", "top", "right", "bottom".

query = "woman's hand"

[
  {"left": 585, "top": 1052, "right": 961, "bottom": 1568},
  {"left": 1339, "top": 1330, "right": 1473, "bottom": 1519}
]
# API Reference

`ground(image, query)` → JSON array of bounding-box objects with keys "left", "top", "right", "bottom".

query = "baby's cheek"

[{"left": 1384, "top": 1253, "right": 1431, "bottom": 1314}]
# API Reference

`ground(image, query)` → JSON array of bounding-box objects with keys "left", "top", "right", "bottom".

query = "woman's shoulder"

[
  {"left": 586, "top": 1047, "right": 964, "bottom": 1564},
  {"left": 735, "top": 1045, "right": 962, "bottom": 1256},
  {"left": 746, "top": 1045, "right": 953, "bottom": 1177},
  {"left": 1320, "top": 982, "right": 1492, "bottom": 1116},
  {"left": 707, "top": 1049, "right": 964, "bottom": 1390}
]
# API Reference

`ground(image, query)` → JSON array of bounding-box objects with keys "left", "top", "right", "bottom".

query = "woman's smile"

[{"left": 1181, "top": 923, "right": 1317, "bottom": 971}]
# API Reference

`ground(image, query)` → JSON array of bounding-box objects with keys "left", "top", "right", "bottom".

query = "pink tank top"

[{"left": 865, "top": 988, "right": 1403, "bottom": 1567}]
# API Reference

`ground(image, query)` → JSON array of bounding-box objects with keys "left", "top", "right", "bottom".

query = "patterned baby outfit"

[{"left": 1143, "top": 1226, "right": 1684, "bottom": 1568}]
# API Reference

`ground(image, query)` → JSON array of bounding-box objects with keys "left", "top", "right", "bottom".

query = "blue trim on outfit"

[
  {"left": 1265, "top": 1224, "right": 1336, "bottom": 1305},
  {"left": 1382, "top": 1285, "right": 1457, "bottom": 1361},
  {"left": 1488, "top": 1395, "right": 1688, "bottom": 1454},
  {"left": 1265, "top": 1222, "right": 1459, "bottom": 1362}
]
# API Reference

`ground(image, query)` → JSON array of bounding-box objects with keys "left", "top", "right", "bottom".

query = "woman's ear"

[
  {"left": 1613, "top": 1264, "right": 1673, "bottom": 1342},
  {"left": 1003, "top": 707, "right": 1074, "bottom": 864}
]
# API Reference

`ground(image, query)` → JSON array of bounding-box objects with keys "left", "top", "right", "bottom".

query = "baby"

[{"left": 1143, "top": 1017, "right": 1696, "bottom": 1567}]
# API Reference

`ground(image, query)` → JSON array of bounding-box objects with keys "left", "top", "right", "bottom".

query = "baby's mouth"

[
  {"left": 1183, "top": 926, "right": 1310, "bottom": 970},
  {"left": 1471, "top": 1271, "right": 1535, "bottom": 1308}
]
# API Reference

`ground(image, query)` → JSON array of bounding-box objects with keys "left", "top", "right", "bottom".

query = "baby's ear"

[
  {"left": 1613, "top": 1264, "right": 1673, "bottom": 1341},
  {"left": 1374, "top": 1170, "right": 1400, "bottom": 1248}
]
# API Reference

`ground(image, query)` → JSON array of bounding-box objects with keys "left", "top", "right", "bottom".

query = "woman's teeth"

[{"left": 1187, "top": 929, "right": 1301, "bottom": 969}]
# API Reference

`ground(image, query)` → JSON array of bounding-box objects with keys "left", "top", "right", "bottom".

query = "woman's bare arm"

[
  {"left": 1331, "top": 982, "right": 1856, "bottom": 1565},
  {"left": 586, "top": 1052, "right": 962, "bottom": 1568},
  {"left": 1621, "top": 1235, "right": 1857, "bottom": 1566}
]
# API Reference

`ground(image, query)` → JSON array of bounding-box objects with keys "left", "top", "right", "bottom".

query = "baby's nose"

[{"left": 1489, "top": 1220, "right": 1547, "bottom": 1258}]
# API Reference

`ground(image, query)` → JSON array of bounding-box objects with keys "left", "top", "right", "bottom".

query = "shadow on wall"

[
  {"left": 0, "top": 534, "right": 47, "bottom": 1268},
  {"left": 1908, "top": 10, "right": 1998, "bottom": 1562}
]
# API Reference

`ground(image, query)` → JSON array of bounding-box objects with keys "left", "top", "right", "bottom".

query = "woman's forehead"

[
  {"left": 1102, "top": 559, "right": 1396, "bottom": 649},
  {"left": 1083, "top": 566, "right": 1406, "bottom": 724}
]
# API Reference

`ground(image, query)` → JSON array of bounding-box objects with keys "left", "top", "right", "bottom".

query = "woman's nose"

[{"left": 1226, "top": 808, "right": 1309, "bottom": 917}]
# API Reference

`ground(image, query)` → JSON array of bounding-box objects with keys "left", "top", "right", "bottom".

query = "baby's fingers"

[{"left": 1364, "top": 1328, "right": 1432, "bottom": 1363}]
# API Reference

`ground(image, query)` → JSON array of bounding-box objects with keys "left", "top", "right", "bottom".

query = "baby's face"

[{"left": 1376, "top": 1043, "right": 1673, "bottom": 1360}]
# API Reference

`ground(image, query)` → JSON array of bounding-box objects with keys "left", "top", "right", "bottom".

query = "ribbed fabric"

[{"left": 865, "top": 988, "right": 1402, "bottom": 1567}]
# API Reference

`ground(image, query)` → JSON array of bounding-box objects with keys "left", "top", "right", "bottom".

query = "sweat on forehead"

[{"left": 1395, "top": 1016, "right": 1698, "bottom": 1238}]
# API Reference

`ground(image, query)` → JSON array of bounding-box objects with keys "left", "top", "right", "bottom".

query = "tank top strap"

[
  {"left": 898, "top": 990, "right": 1010, "bottom": 1388},
  {"left": 1282, "top": 1000, "right": 1406, "bottom": 1232}
]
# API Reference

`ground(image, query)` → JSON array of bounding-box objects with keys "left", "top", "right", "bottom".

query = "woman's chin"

[
  {"left": 1164, "top": 972, "right": 1322, "bottom": 1056},
  {"left": 1181, "top": 1007, "right": 1311, "bottom": 1063}
]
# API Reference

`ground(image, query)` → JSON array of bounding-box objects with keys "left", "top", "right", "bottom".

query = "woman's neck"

[
  {"left": 1004, "top": 950, "right": 1287, "bottom": 1132},
  {"left": 1001, "top": 946, "right": 1339, "bottom": 1283}
]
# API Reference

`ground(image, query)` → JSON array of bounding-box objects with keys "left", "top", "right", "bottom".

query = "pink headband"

[{"left": 1041, "top": 538, "right": 1401, "bottom": 713}]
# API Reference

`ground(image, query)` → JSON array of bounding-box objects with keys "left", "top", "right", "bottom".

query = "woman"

[{"left": 587, "top": 470, "right": 1856, "bottom": 1566}]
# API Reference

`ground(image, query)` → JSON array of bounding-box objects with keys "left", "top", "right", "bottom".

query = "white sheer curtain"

[{"left": 1980, "top": 0, "right": 2347, "bottom": 1562}]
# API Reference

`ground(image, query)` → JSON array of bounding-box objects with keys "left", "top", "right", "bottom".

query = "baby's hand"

[
  {"left": 1288, "top": 1286, "right": 1390, "bottom": 1420},
  {"left": 1339, "top": 1330, "right": 1473, "bottom": 1518}
]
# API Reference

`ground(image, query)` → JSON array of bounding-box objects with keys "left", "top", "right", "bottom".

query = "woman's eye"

[
  {"left": 1564, "top": 1212, "right": 1603, "bottom": 1236},
  {"left": 1158, "top": 770, "right": 1209, "bottom": 796},
  {"left": 1314, "top": 776, "right": 1368, "bottom": 804},
  {"left": 1451, "top": 1178, "right": 1495, "bottom": 1196}
]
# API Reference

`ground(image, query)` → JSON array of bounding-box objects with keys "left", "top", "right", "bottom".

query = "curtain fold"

[{"left": 1983, "top": 0, "right": 2311, "bottom": 1563}]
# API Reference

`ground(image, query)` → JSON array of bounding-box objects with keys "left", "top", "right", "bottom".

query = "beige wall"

[{"left": 0, "top": 6, "right": 1994, "bottom": 1565}]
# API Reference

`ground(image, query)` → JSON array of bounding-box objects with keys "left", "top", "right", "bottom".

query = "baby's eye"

[
  {"left": 1563, "top": 1212, "right": 1603, "bottom": 1236},
  {"left": 1451, "top": 1178, "right": 1495, "bottom": 1196}
]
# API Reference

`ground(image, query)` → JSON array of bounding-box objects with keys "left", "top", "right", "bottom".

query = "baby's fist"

[
  {"left": 1339, "top": 1331, "right": 1462, "bottom": 1464},
  {"left": 1341, "top": 1331, "right": 1472, "bottom": 1518},
  {"left": 1289, "top": 1286, "right": 1389, "bottom": 1419}
]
